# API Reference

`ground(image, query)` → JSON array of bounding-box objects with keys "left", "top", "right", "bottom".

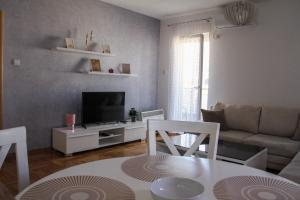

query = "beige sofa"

[
  {"left": 279, "top": 152, "right": 300, "bottom": 183},
  {"left": 214, "top": 102, "right": 300, "bottom": 171}
]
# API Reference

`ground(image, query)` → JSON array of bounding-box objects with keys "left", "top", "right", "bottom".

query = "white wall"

[
  {"left": 158, "top": 0, "right": 300, "bottom": 116},
  {"left": 2, "top": 0, "right": 160, "bottom": 149}
]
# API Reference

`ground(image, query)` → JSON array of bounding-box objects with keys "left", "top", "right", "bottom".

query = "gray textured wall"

[{"left": 1, "top": 0, "right": 160, "bottom": 150}]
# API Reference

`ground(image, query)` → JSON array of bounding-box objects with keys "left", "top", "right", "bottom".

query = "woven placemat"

[
  {"left": 121, "top": 155, "right": 203, "bottom": 182},
  {"left": 214, "top": 176, "right": 300, "bottom": 200},
  {"left": 20, "top": 176, "right": 135, "bottom": 200}
]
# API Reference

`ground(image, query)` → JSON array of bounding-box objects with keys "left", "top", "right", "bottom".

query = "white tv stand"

[{"left": 52, "top": 121, "right": 146, "bottom": 155}]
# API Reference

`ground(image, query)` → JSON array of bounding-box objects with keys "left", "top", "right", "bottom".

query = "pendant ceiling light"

[{"left": 224, "top": 1, "right": 255, "bottom": 26}]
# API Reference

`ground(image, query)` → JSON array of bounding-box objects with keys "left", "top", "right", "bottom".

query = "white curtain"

[{"left": 167, "top": 21, "right": 211, "bottom": 121}]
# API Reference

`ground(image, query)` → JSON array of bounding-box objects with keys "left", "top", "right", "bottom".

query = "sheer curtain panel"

[{"left": 167, "top": 21, "right": 211, "bottom": 121}]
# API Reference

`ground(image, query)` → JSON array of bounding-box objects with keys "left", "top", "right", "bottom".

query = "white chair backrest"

[
  {"left": 0, "top": 127, "right": 30, "bottom": 191},
  {"left": 147, "top": 120, "right": 220, "bottom": 160},
  {"left": 141, "top": 109, "right": 164, "bottom": 122}
]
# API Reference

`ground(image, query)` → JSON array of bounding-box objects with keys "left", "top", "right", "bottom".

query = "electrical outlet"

[{"left": 12, "top": 59, "right": 21, "bottom": 66}]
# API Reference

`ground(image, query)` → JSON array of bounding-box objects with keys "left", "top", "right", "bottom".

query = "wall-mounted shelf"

[
  {"left": 55, "top": 47, "right": 137, "bottom": 78},
  {"left": 88, "top": 71, "right": 138, "bottom": 77},
  {"left": 56, "top": 47, "right": 115, "bottom": 57}
]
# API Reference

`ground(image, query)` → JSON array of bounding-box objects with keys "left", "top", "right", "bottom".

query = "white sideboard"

[{"left": 52, "top": 121, "right": 146, "bottom": 155}]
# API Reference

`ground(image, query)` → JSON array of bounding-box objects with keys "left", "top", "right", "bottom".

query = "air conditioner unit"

[
  {"left": 214, "top": 13, "right": 234, "bottom": 29},
  {"left": 214, "top": 1, "right": 257, "bottom": 30},
  {"left": 213, "top": 12, "right": 256, "bottom": 30}
]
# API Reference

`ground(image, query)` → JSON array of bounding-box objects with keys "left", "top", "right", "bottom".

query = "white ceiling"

[{"left": 100, "top": 0, "right": 238, "bottom": 19}]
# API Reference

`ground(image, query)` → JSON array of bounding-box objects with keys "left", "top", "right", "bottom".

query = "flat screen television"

[{"left": 82, "top": 92, "right": 125, "bottom": 125}]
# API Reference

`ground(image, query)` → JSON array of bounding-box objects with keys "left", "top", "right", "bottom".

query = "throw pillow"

[
  {"left": 225, "top": 104, "right": 262, "bottom": 133},
  {"left": 292, "top": 116, "right": 300, "bottom": 141},
  {"left": 201, "top": 109, "right": 228, "bottom": 131},
  {"left": 213, "top": 102, "right": 226, "bottom": 111}
]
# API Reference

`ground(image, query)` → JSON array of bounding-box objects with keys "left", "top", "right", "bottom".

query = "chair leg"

[
  {"left": 15, "top": 141, "right": 30, "bottom": 191},
  {"left": 147, "top": 123, "right": 157, "bottom": 156}
]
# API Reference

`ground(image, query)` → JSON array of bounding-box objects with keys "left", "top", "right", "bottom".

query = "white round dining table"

[{"left": 16, "top": 155, "right": 298, "bottom": 200}]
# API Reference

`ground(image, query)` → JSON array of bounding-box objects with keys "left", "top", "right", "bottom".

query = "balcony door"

[{"left": 168, "top": 34, "right": 204, "bottom": 121}]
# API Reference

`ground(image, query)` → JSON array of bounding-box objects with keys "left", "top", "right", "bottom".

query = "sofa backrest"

[
  {"left": 214, "top": 102, "right": 261, "bottom": 133},
  {"left": 259, "top": 106, "right": 299, "bottom": 137}
]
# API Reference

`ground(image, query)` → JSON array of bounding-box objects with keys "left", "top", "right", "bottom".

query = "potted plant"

[{"left": 129, "top": 108, "right": 137, "bottom": 122}]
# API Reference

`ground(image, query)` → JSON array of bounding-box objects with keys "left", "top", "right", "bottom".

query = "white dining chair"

[
  {"left": 0, "top": 126, "right": 30, "bottom": 191},
  {"left": 141, "top": 109, "right": 165, "bottom": 122},
  {"left": 147, "top": 119, "right": 220, "bottom": 160}
]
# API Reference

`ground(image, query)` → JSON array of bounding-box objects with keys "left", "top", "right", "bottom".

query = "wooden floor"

[{"left": 0, "top": 140, "right": 147, "bottom": 195}]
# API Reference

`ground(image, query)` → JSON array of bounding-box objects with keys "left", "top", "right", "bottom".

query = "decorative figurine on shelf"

[
  {"left": 65, "top": 38, "right": 76, "bottom": 49},
  {"left": 101, "top": 44, "right": 111, "bottom": 54},
  {"left": 90, "top": 30, "right": 93, "bottom": 41},
  {"left": 85, "top": 30, "right": 93, "bottom": 50},
  {"left": 85, "top": 33, "right": 89, "bottom": 50},
  {"left": 118, "top": 63, "right": 130, "bottom": 74},
  {"left": 108, "top": 68, "right": 114, "bottom": 73},
  {"left": 129, "top": 108, "right": 137, "bottom": 122},
  {"left": 66, "top": 113, "right": 76, "bottom": 132}
]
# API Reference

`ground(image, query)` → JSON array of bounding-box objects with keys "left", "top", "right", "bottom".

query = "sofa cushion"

[
  {"left": 259, "top": 106, "right": 299, "bottom": 137},
  {"left": 219, "top": 130, "right": 254, "bottom": 143},
  {"left": 214, "top": 102, "right": 261, "bottom": 133},
  {"left": 244, "top": 134, "right": 300, "bottom": 158},
  {"left": 201, "top": 109, "right": 228, "bottom": 131}
]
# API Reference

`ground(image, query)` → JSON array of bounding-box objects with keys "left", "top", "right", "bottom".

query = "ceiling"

[{"left": 100, "top": 0, "right": 238, "bottom": 19}]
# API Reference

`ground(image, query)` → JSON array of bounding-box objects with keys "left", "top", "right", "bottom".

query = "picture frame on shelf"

[
  {"left": 90, "top": 59, "right": 101, "bottom": 72},
  {"left": 119, "top": 63, "right": 130, "bottom": 74},
  {"left": 65, "top": 38, "right": 76, "bottom": 49}
]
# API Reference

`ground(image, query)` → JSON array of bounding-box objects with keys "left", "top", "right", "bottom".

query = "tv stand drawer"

[
  {"left": 67, "top": 134, "right": 99, "bottom": 153},
  {"left": 124, "top": 127, "right": 146, "bottom": 142}
]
